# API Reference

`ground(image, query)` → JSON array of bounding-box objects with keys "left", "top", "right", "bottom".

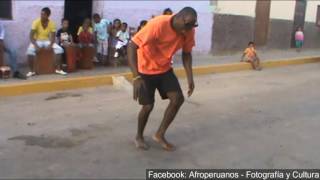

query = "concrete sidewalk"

[
  {"left": 1, "top": 48, "right": 320, "bottom": 97},
  {"left": 4, "top": 48, "right": 320, "bottom": 85}
]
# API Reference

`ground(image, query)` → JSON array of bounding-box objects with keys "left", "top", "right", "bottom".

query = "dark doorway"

[
  {"left": 64, "top": 0, "right": 93, "bottom": 42},
  {"left": 254, "top": 0, "right": 271, "bottom": 46},
  {"left": 291, "top": 0, "right": 307, "bottom": 48}
]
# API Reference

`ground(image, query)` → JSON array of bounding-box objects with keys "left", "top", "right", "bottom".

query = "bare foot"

[
  {"left": 135, "top": 137, "right": 150, "bottom": 150},
  {"left": 152, "top": 134, "right": 176, "bottom": 151}
]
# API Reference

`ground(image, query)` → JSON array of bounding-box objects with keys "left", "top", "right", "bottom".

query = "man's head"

[
  {"left": 172, "top": 7, "right": 198, "bottom": 34},
  {"left": 163, "top": 8, "right": 173, "bottom": 15},
  {"left": 93, "top": 13, "right": 101, "bottom": 24},
  {"left": 61, "top": 18, "right": 69, "bottom": 29},
  {"left": 41, "top": 7, "right": 51, "bottom": 21},
  {"left": 248, "top": 41, "right": 255, "bottom": 48},
  {"left": 121, "top": 22, "right": 128, "bottom": 32}
]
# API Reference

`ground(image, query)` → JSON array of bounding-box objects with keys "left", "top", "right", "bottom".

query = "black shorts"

[{"left": 139, "top": 69, "right": 182, "bottom": 105}]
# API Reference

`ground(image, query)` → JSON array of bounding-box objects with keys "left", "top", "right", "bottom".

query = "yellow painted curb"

[{"left": 1, "top": 56, "right": 319, "bottom": 97}]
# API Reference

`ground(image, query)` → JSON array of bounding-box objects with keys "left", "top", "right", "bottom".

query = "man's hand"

[
  {"left": 187, "top": 80, "right": 195, "bottom": 97},
  {"left": 133, "top": 78, "right": 146, "bottom": 101},
  {"left": 34, "top": 45, "right": 41, "bottom": 52}
]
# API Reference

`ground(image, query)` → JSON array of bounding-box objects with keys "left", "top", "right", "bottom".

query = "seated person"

[
  {"left": 26, "top": 7, "right": 67, "bottom": 77},
  {"left": 0, "top": 21, "right": 26, "bottom": 79},
  {"left": 56, "top": 18, "right": 73, "bottom": 65},
  {"left": 241, "top": 41, "right": 262, "bottom": 71},
  {"left": 77, "top": 18, "right": 93, "bottom": 39},
  {"left": 114, "top": 22, "right": 129, "bottom": 58},
  {"left": 78, "top": 22, "right": 94, "bottom": 47},
  {"left": 56, "top": 18, "right": 73, "bottom": 46}
]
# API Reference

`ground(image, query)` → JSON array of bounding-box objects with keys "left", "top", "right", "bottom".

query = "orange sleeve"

[
  {"left": 182, "top": 28, "right": 195, "bottom": 53},
  {"left": 132, "top": 20, "right": 159, "bottom": 47}
]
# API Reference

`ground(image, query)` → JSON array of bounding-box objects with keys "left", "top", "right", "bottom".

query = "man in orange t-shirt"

[{"left": 128, "top": 7, "right": 198, "bottom": 151}]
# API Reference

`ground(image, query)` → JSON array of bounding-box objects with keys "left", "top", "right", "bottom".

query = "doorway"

[{"left": 64, "top": 0, "right": 93, "bottom": 42}]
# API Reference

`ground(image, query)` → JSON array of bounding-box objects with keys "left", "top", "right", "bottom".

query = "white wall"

[
  {"left": 269, "top": 0, "right": 295, "bottom": 21},
  {"left": 215, "top": 0, "right": 256, "bottom": 17},
  {"left": 305, "top": 0, "right": 320, "bottom": 23},
  {"left": 93, "top": 0, "right": 213, "bottom": 53}
]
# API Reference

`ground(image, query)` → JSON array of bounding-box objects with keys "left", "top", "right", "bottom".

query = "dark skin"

[
  {"left": 28, "top": 11, "right": 61, "bottom": 72},
  {"left": 128, "top": 13, "right": 196, "bottom": 151}
]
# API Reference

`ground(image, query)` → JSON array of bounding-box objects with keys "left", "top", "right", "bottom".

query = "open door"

[
  {"left": 254, "top": 0, "right": 271, "bottom": 46},
  {"left": 64, "top": 0, "right": 93, "bottom": 42},
  {"left": 291, "top": 0, "right": 307, "bottom": 48}
]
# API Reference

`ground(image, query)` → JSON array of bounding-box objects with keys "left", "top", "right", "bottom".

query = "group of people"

[
  {"left": 25, "top": 7, "right": 132, "bottom": 78},
  {"left": 0, "top": 7, "right": 174, "bottom": 80}
]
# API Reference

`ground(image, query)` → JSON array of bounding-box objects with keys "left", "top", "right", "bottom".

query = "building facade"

[{"left": 212, "top": 0, "right": 320, "bottom": 53}]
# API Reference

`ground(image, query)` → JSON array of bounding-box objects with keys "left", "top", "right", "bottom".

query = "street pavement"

[{"left": 0, "top": 63, "right": 320, "bottom": 178}]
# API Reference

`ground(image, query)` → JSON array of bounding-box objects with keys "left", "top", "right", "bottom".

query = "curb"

[{"left": 1, "top": 56, "right": 319, "bottom": 97}]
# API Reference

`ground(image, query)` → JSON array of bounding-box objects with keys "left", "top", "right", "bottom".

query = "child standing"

[
  {"left": 114, "top": 22, "right": 129, "bottom": 58},
  {"left": 295, "top": 27, "right": 304, "bottom": 52},
  {"left": 241, "top": 42, "right": 262, "bottom": 71},
  {"left": 93, "top": 13, "right": 111, "bottom": 64}
]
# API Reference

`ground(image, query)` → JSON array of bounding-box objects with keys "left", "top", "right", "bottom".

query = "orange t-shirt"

[
  {"left": 244, "top": 47, "right": 256, "bottom": 59},
  {"left": 132, "top": 15, "right": 195, "bottom": 75}
]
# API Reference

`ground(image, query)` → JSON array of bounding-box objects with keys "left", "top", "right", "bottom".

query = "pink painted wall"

[{"left": 1, "top": 0, "right": 212, "bottom": 64}]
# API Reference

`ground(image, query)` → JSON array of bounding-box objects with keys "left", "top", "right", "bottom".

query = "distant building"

[{"left": 211, "top": 0, "right": 320, "bottom": 53}]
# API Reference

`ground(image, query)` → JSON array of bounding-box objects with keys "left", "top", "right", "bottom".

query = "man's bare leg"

[
  {"left": 153, "top": 91, "right": 184, "bottom": 151},
  {"left": 135, "top": 104, "right": 154, "bottom": 150},
  {"left": 28, "top": 55, "right": 35, "bottom": 72},
  {"left": 55, "top": 54, "right": 62, "bottom": 70}
]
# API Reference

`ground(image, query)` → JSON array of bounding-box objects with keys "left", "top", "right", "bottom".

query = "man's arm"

[
  {"left": 49, "top": 32, "right": 55, "bottom": 48},
  {"left": 127, "top": 41, "right": 139, "bottom": 77},
  {"left": 29, "top": 30, "right": 39, "bottom": 50},
  {"left": 182, "top": 52, "right": 194, "bottom": 97},
  {"left": 128, "top": 41, "right": 146, "bottom": 101}
]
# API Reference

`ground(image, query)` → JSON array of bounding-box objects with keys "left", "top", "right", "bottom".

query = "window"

[
  {"left": 317, "top": 5, "right": 320, "bottom": 26},
  {"left": 0, "top": 0, "right": 12, "bottom": 20}
]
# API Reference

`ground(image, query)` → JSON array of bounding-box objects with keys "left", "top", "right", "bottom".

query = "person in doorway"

[
  {"left": 78, "top": 21, "right": 94, "bottom": 46},
  {"left": 295, "top": 27, "right": 304, "bottom": 52},
  {"left": 128, "top": 7, "right": 198, "bottom": 151},
  {"left": 241, "top": 41, "right": 262, "bottom": 71},
  {"left": 56, "top": 18, "right": 73, "bottom": 66},
  {"left": 26, "top": 7, "right": 66, "bottom": 77}
]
